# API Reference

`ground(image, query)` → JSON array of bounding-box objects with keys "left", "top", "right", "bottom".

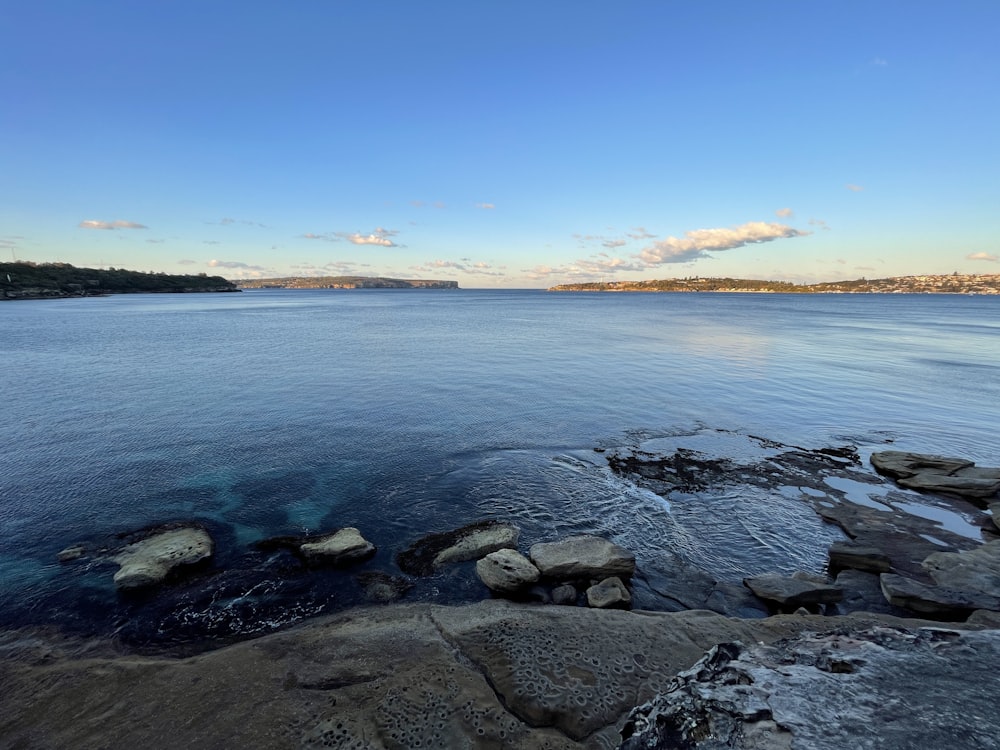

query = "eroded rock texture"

[{"left": 620, "top": 626, "right": 999, "bottom": 750}]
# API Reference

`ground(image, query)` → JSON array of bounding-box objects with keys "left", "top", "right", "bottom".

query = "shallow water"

[{"left": 1, "top": 289, "right": 998, "bottom": 644}]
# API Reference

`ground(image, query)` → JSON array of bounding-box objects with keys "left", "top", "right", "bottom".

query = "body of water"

[{"left": 2, "top": 289, "right": 998, "bottom": 646}]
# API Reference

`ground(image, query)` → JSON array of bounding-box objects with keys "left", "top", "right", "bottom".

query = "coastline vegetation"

[
  {"left": 1, "top": 261, "right": 239, "bottom": 300},
  {"left": 548, "top": 273, "right": 1000, "bottom": 294}
]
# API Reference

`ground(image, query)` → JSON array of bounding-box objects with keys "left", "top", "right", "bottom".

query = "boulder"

[
  {"left": 991, "top": 502, "right": 1000, "bottom": 532},
  {"left": 586, "top": 576, "right": 631, "bottom": 608},
  {"left": 743, "top": 573, "right": 843, "bottom": 610},
  {"left": 112, "top": 525, "right": 213, "bottom": 590},
  {"left": 922, "top": 539, "right": 1000, "bottom": 602},
  {"left": 620, "top": 626, "right": 1000, "bottom": 750},
  {"left": 551, "top": 583, "right": 577, "bottom": 605},
  {"left": 879, "top": 573, "right": 1000, "bottom": 616},
  {"left": 828, "top": 541, "right": 892, "bottom": 573},
  {"left": 396, "top": 520, "right": 520, "bottom": 576},
  {"left": 528, "top": 535, "right": 636, "bottom": 580},
  {"left": 298, "top": 527, "right": 376, "bottom": 564},
  {"left": 475, "top": 549, "right": 540, "bottom": 594}
]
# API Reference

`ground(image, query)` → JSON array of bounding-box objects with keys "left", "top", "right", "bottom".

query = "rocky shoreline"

[{"left": 5, "top": 440, "right": 1000, "bottom": 747}]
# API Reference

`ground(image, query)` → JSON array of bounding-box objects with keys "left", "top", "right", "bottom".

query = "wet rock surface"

[
  {"left": 112, "top": 524, "right": 214, "bottom": 590},
  {"left": 872, "top": 450, "right": 1000, "bottom": 501},
  {"left": 620, "top": 625, "right": 1000, "bottom": 750},
  {"left": 396, "top": 519, "right": 520, "bottom": 576}
]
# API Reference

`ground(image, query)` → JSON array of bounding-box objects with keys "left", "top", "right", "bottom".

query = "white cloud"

[
  {"left": 177, "top": 259, "right": 196, "bottom": 265},
  {"left": 475, "top": 202, "right": 496, "bottom": 209},
  {"left": 639, "top": 221, "right": 809, "bottom": 265},
  {"left": 207, "top": 259, "right": 266, "bottom": 270},
  {"left": 146, "top": 239, "right": 165, "bottom": 244},
  {"left": 872, "top": 57, "right": 888, "bottom": 66},
  {"left": 203, "top": 240, "right": 221, "bottom": 245},
  {"left": 302, "top": 232, "right": 338, "bottom": 242},
  {"left": 808, "top": 218, "right": 830, "bottom": 230},
  {"left": 411, "top": 259, "right": 505, "bottom": 277},
  {"left": 775, "top": 207, "right": 794, "bottom": 218},
  {"left": 846, "top": 184, "right": 864, "bottom": 192},
  {"left": 79, "top": 219, "right": 148, "bottom": 230},
  {"left": 338, "top": 227, "right": 400, "bottom": 247},
  {"left": 967, "top": 252, "right": 998, "bottom": 262},
  {"left": 627, "top": 227, "right": 657, "bottom": 240},
  {"left": 602, "top": 239, "right": 627, "bottom": 249}
]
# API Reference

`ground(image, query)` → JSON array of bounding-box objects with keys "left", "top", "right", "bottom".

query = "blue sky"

[{"left": 3, "top": 1, "right": 999, "bottom": 287}]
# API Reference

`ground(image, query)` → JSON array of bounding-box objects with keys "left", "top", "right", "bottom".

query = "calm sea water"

[{"left": 2, "top": 289, "right": 998, "bottom": 645}]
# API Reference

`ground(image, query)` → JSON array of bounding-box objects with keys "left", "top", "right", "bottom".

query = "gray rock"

[
  {"left": 551, "top": 583, "right": 577, "bottom": 605},
  {"left": 870, "top": 450, "right": 974, "bottom": 479},
  {"left": 620, "top": 626, "right": 1000, "bottom": 750},
  {"left": 586, "top": 576, "right": 631, "bottom": 608},
  {"left": 922, "top": 539, "right": 1000, "bottom": 602},
  {"left": 870, "top": 450, "right": 1000, "bottom": 501},
  {"left": 432, "top": 522, "right": 520, "bottom": 567},
  {"left": 879, "top": 572, "right": 1000, "bottom": 615},
  {"left": 356, "top": 572, "right": 412, "bottom": 603},
  {"left": 743, "top": 573, "right": 843, "bottom": 609},
  {"left": 528, "top": 535, "right": 636, "bottom": 580},
  {"left": 475, "top": 549, "right": 540, "bottom": 594},
  {"left": 833, "top": 569, "right": 912, "bottom": 616},
  {"left": 112, "top": 526, "right": 213, "bottom": 590},
  {"left": 898, "top": 471, "right": 1000, "bottom": 499},
  {"left": 396, "top": 520, "right": 520, "bottom": 576},
  {"left": 828, "top": 541, "right": 892, "bottom": 573},
  {"left": 0, "top": 600, "right": 971, "bottom": 749},
  {"left": 298, "top": 527, "right": 375, "bottom": 564},
  {"left": 991, "top": 502, "right": 1000, "bottom": 531}
]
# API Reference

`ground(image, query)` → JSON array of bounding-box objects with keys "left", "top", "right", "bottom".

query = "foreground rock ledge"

[
  {"left": 0, "top": 601, "right": 987, "bottom": 749},
  {"left": 621, "top": 626, "right": 1000, "bottom": 750}
]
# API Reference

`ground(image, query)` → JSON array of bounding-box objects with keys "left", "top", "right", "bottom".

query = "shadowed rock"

[
  {"left": 743, "top": 573, "right": 843, "bottom": 610},
  {"left": 828, "top": 541, "right": 892, "bottom": 573},
  {"left": 396, "top": 520, "right": 520, "bottom": 576},
  {"left": 879, "top": 573, "right": 1000, "bottom": 616},
  {"left": 586, "top": 576, "right": 631, "bottom": 608}
]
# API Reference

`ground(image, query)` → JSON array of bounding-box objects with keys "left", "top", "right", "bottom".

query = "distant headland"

[
  {"left": 1, "top": 262, "right": 239, "bottom": 300},
  {"left": 549, "top": 273, "right": 1000, "bottom": 295},
  {"left": 236, "top": 276, "right": 459, "bottom": 290}
]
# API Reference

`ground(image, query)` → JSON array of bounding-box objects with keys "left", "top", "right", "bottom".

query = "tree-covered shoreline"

[
  {"left": 1, "top": 262, "right": 239, "bottom": 300},
  {"left": 549, "top": 273, "right": 1000, "bottom": 295}
]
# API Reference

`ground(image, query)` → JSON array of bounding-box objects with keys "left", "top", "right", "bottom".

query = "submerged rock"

[
  {"left": 620, "top": 626, "right": 1000, "bottom": 750},
  {"left": 56, "top": 545, "right": 86, "bottom": 563},
  {"left": 112, "top": 525, "right": 214, "bottom": 590},
  {"left": 528, "top": 535, "right": 636, "bottom": 580},
  {"left": 356, "top": 572, "right": 413, "bottom": 603},
  {"left": 396, "top": 520, "right": 520, "bottom": 576}
]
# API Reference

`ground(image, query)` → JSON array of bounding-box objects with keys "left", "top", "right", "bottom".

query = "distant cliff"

[
  {"left": 237, "top": 276, "right": 459, "bottom": 290},
  {"left": 1, "top": 262, "right": 239, "bottom": 300},
  {"left": 549, "top": 273, "right": 1000, "bottom": 295}
]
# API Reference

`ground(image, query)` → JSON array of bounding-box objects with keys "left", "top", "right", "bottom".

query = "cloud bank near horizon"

[{"left": 78, "top": 219, "right": 148, "bottom": 230}]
